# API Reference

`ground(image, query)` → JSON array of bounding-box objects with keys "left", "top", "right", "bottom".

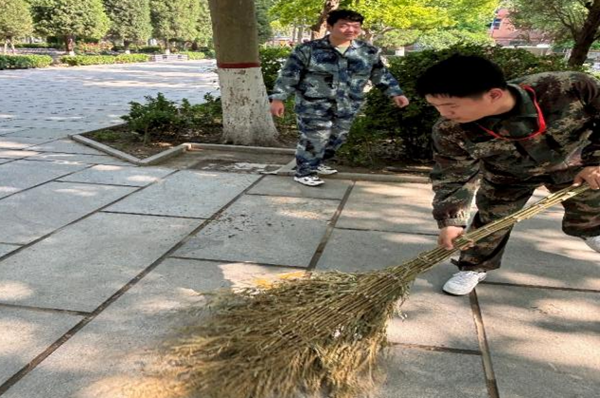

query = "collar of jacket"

[
  {"left": 476, "top": 83, "right": 539, "bottom": 130},
  {"left": 315, "top": 35, "right": 363, "bottom": 50}
]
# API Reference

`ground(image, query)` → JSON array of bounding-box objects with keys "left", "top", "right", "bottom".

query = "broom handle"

[{"left": 390, "top": 183, "right": 591, "bottom": 277}]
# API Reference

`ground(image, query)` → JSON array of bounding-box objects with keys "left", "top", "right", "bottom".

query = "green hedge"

[
  {"left": 181, "top": 51, "right": 206, "bottom": 60},
  {"left": 14, "top": 43, "right": 57, "bottom": 49},
  {"left": 341, "top": 45, "right": 577, "bottom": 164},
  {"left": 0, "top": 55, "right": 53, "bottom": 70},
  {"left": 60, "top": 54, "right": 150, "bottom": 66}
]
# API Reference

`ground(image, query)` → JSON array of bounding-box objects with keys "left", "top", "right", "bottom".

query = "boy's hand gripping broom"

[{"left": 153, "top": 184, "right": 589, "bottom": 398}]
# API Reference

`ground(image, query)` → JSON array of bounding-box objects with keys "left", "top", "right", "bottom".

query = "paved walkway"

[{"left": 0, "top": 61, "right": 598, "bottom": 398}]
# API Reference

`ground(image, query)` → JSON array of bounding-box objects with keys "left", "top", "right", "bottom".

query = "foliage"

[
  {"left": 0, "top": 54, "right": 52, "bottom": 69},
  {"left": 150, "top": 0, "right": 201, "bottom": 44},
  {"left": 256, "top": 0, "right": 274, "bottom": 44},
  {"left": 193, "top": 0, "right": 213, "bottom": 48},
  {"left": 509, "top": 0, "right": 587, "bottom": 43},
  {"left": 121, "top": 93, "right": 183, "bottom": 144},
  {"left": 60, "top": 54, "right": 150, "bottom": 66},
  {"left": 180, "top": 51, "right": 206, "bottom": 60},
  {"left": 342, "top": 45, "right": 576, "bottom": 164},
  {"left": 30, "top": 0, "right": 110, "bottom": 40},
  {"left": 103, "top": 0, "right": 153, "bottom": 45},
  {"left": 14, "top": 42, "right": 56, "bottom": 48},
  {"left": 0, "top": 0, "right": 34, "bottom": 41},
  {"left": 75, "top": 41, "right": 113, "bottom": 54},
  {"left": 259, "top": 46, "right": 292, "bottom": 93}
]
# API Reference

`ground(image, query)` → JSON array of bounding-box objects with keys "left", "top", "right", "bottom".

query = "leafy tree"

[
  {"left": 192, "top": 0, "right": 213, "bottom": 49},
  {"left": 30, "top": 0, "right": 110, "bottom": 54},
  {"left": 0, "top": 0, "right": 34, "bottom": 53},
  {"left": 103, "top": 0, "right": 152, "bottom": 52},
  {"left": 510, "top": 0, "right": 600, "bottom": 66},
  {"left": 256, "top": 0, "right": 274, "bottom": 43},
  {"left": 150, "top": 0, "right": 200, "bottom": 52}
]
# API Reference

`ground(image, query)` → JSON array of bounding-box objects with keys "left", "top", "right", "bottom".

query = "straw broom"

[{"left": 155, "top": 183, "right": 590, "bottom": 398}]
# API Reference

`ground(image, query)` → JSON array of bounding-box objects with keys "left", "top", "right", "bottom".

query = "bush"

[
  {"left": 120, "top": 93, "right": 225, "bottom": 144},
  {"left": 259, "top": 46, "right": 292, "bottom": 93},
  {"left": 76, "top": 42, "right": 113, "bottom": 55},
  {"left": 181, "top": 51, "right": 206, "bottom": 60},
  {"left": 136, "top": 46, "right": 164, "bottom": 54},
  {"left": 0, "top": 55, "right": 53, "bottom": 70},
  {"left": 14, "top": 43, "right": 57, "bottom": 49},
  {"left": 351, "top": 44, "right": 577, "bottom": 163},
  {"left": 122, "top": 93, "right": 182, "bottom": 144},
  {"left": 60, "top": 54, "right": 150, "bottom": 66}
]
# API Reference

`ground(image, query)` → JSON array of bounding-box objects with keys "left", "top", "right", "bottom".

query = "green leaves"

[{"left": 0, "top": 0, "right": 34, "bottom": 40}]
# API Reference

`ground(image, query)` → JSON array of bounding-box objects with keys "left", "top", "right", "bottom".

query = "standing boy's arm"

[
  {"left": 270, "top": 46, "right": 310, "bottom": 102},
  {"left": 369, "top": 48, "right": 403, "bottom": 98}
]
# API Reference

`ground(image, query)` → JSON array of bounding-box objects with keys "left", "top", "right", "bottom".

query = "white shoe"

[
  {"left": 583, "top": 235, "right": 600, "bottom": 253},
  {"left": 316, "top": 164, "right": 338, "bottom": 175},
  {"left": 294, "top": 175, "right": 324, "bottom": 187},
  {"left": 442, "top": 271, "right": 487, "bottom": 296}
]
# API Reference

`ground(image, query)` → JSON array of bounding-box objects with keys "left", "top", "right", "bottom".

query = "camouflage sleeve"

[
  {"left": 269, "top": 45, "right": 310, "bottom": 101},
  {"left": 430, "top": 121, "right": 481, "bottom": 228},
  {"left": 572, "top": 73, "right": 600, "bottom": 166},
  {"left": 369, "top": 50, "right": 404, "bottom": 97}
]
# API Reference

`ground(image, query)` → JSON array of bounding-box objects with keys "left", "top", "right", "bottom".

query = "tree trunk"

[
  {"left": 65, "top": 35, "right": 75, "bottom": 55},
  {"left": 569, "top": 0, "right": 600, "bottom": 67},
  {"left": 310, "top": 0, "right": 340, "bottom": 39},
  {"left": 208, "top": 0, "right": 279, "bottom": 146},
  {"left": 124, "top": 40, "right": 131, "bottom": 54}
]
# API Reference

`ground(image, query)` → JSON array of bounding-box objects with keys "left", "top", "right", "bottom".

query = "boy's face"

[
  {"left": 327, "top": 19, "right": 362, "bottom": 42},
  {"left": 425, "top": 92, "right": 497, "bottom": 123}
]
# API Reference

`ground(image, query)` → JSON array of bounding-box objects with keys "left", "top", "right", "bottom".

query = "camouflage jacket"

[
  {"left": 431, "top": 71, "right": 600, "bottom": 228},
  {"left": 270, "top": 36, "right": 403, "bottom": 118}
]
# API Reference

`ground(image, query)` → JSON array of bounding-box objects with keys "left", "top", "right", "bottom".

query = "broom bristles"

[{"left": 128, "top": 184, "right": 589, "bottom": 398}]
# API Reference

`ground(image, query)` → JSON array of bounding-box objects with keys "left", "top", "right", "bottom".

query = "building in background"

[{"left": 489, "top": 8, "right": 551, "bottom": 53}]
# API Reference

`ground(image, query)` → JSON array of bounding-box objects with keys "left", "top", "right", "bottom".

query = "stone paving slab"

[
  {"left": 336, "top": 181, "right": 439, "bottom": 234},
  {"left": 0, "top": 159, "right": 88, "bottom": 199},
  {"left": 60, "top": 165, "right": 174, "bottom": 187},
  {"left": 486, "top": 213, "right": 600, "bottom": 290},
  {"left": 0, "top": 307, "right": 83, "bottom": 386},
  {"left": 247, "top": 175, "right": 353, "bottom": 200},
  {"left": 0, "top": 213, "right": 201, "bottom": 312},
  {"left": 3, "top": 128, "right": 89, "bottom": 140},
  {"left": 0, "top": 182, "right": 136, "bottom": 245},
  {"left": 477, "top": 284, "right": 600, "bottom": 398},
  {"left": 175, "top": 195, "right": 340, "bottom": 267},
  {"left": 376, "top": 346, "right": 488, "bottom": 398},
  {"left": 317, "top": 229, "right": 479, "bottom": 350},
  {"left": 0, "top": 244, "right": 20, "bottom": 258},
  {"left": 0, "top": 258, "right": 295, "bottom": 398},
  {"left": 0, "top": 158, "right": 13, "bottom": 165},
  {"left": 27, "top": 139, "right": 106, "bottom": 155},
  {"left": 23, "top": 153, "right": 132, "bottom": 166},
  {"left": 0, "top": 137, "right": 54, "bottom": 149},
  {"left": 0, "top": 150, "right": 39, "bottom": 159},
  {"left": 106, "top": 170, "right": 259, "bottom": 218}
]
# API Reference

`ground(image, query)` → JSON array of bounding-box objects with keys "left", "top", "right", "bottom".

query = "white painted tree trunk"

[{"left": 218, "top": 66, "right": 279, "bottom": 146}]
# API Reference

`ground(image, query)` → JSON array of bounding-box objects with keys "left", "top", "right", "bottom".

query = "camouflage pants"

[
  {"left": 295, "top": 113, "right": 354, "bottom": 177},
  {"left": 457, "top": 175, "right": 600, "bottom": 271}
]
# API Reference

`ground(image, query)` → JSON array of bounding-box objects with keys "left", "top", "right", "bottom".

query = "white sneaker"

[
  {"left": 442, "top": 271, "right": 487, "bottom": 296},
  {"left": 316, "top": 164, "right": 338, "bottom": 175},
  {"left": 294, "top": 175, "right": 325, "bottom": 187},
  {"left": 583, "top": 235, "right": 600, "bottom": 253}
]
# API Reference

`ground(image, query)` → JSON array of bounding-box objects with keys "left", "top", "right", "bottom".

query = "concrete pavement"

[{"left": 0, "top": 61, "right": 598, "bottom": 398}]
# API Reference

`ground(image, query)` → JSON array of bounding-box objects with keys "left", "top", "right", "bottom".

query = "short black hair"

[
  {"left": 326, "top": 9, "right": 364, "bottom": 26},
  {"left": 416, "top": 54, "right": 508, "bottom": 98}
]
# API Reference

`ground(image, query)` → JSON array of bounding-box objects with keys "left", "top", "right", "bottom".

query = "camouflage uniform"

[
  {"left": 431, "top": 72, "right": 600, "bottom": 271},
  {"left": 270, "top": 36, "right": 403, "bottom": 177}
]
